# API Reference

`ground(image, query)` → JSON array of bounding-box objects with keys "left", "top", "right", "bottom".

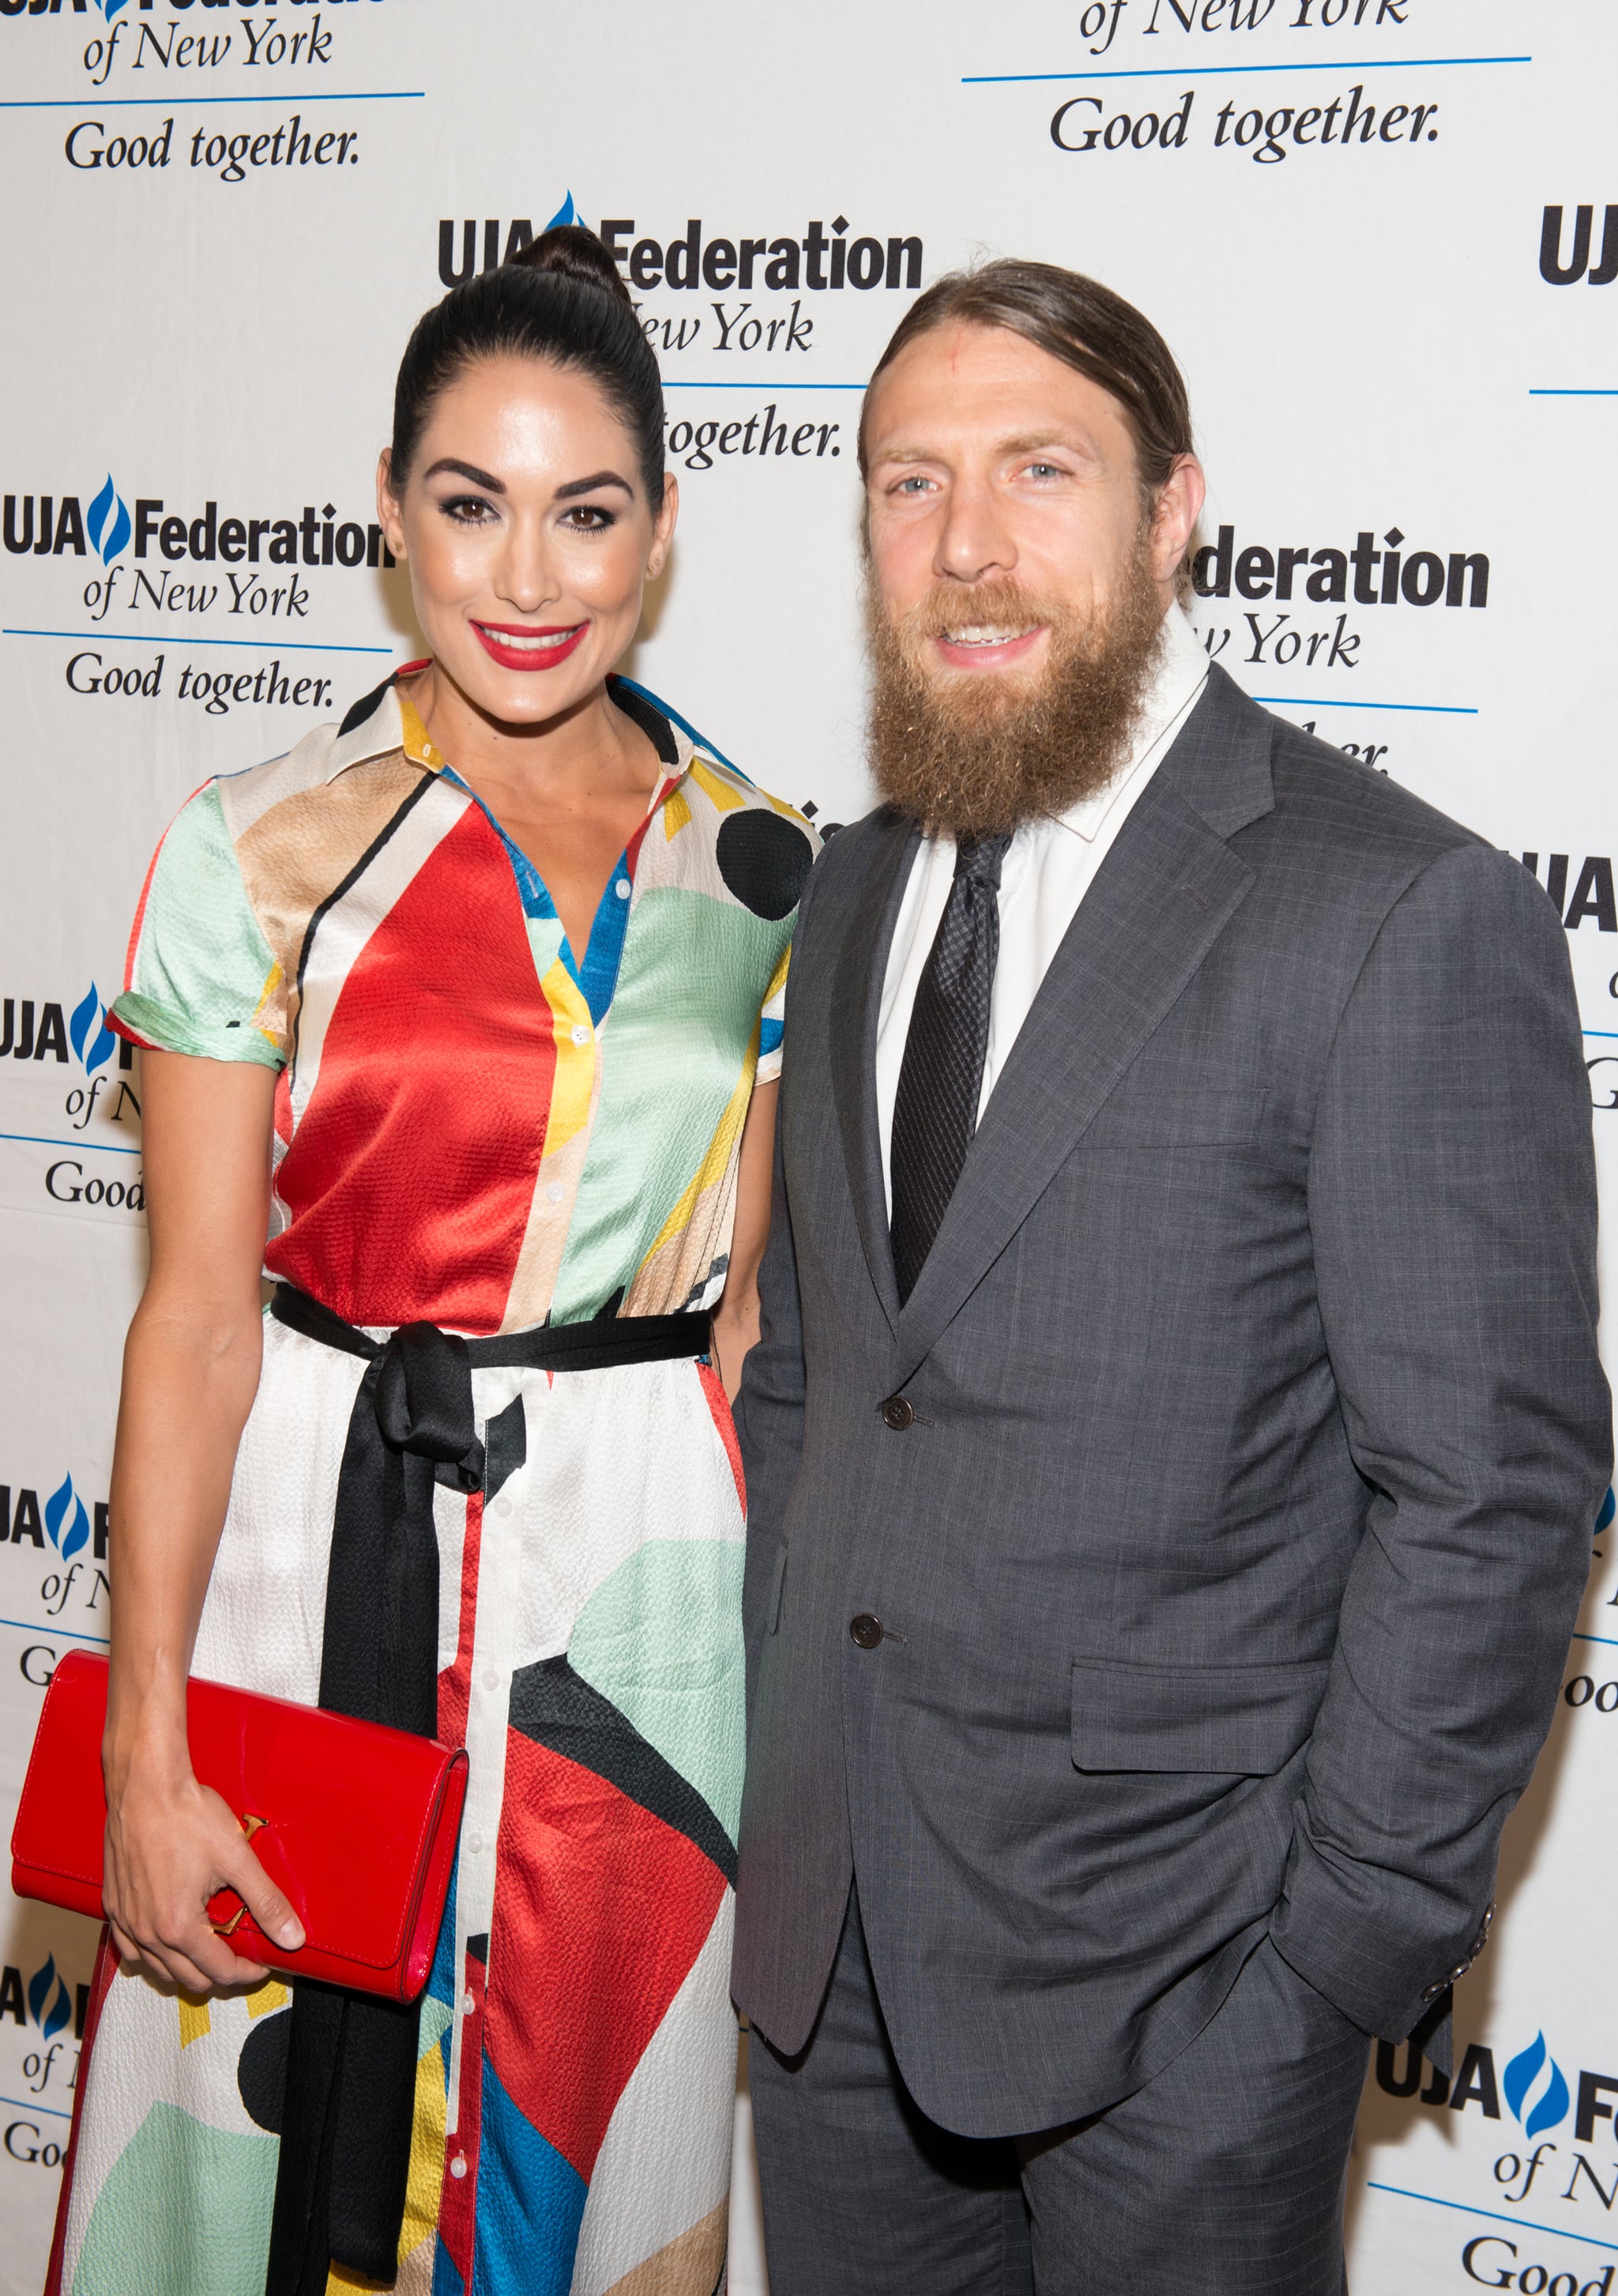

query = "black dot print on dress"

[
  {"left": 237, "top": 2006, "right": 292, "bottom": 2133},
  {"left": 715, "top": 810, "right": 814, "bottom": 922}
]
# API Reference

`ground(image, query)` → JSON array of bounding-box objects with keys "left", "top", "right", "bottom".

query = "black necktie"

[{"left": 890, "top": 832, "right": 1011, "bottom": 1306}]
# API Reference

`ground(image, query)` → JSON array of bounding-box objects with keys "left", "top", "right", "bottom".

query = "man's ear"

[{"left": 1151, "top": 454, "right": 1206, "bottom": 588}]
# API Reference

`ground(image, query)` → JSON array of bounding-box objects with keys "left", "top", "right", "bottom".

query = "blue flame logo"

[
  {"left": 70, "top": 984, "right": 115, "bottom": 1075},
  {"left": 27, "top": 1955, "right": 72, "bottom": 2044},
  {"left": 1503, "top": 2032, "right": 1571, "bottom": 2139},
  {"left": 44, "top": 1474, "right": 90, "bottom": 1565},
  {"left": 96, "top": 0, "right": 129, "bottom": 21},
  {"left": 1598, "top": 1487, "right": 1615, "bottom": 1537},
  {"left": 86, "top": 476, "right": 131, "bottom": 566},
  {"left": 544, "top": 191, "right": 577, "bottom": 231}
]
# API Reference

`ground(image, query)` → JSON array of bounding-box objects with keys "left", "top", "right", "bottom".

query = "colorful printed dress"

[{"left": 51, "top": 671, "right": 815, "bottom": 2296}]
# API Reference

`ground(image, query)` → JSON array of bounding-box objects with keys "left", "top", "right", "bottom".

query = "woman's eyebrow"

[
  {"left": 421, "top": 457, "right": 506, "bottom": 492},
  {"left": 555, "top": 470, "right": 634, "bottom": 502}
]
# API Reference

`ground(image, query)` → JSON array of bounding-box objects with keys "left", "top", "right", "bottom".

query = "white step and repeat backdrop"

[{"left": 2, "top": 2, "right": 1616, "bottom": 2290}]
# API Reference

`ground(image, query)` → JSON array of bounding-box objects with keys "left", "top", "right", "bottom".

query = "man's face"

[
  {"left": 864, "top": 320, "right": 1200, "bottom": 675},
  {"left": 860, "top": 320, "right": 1204, "bottom": 840}
]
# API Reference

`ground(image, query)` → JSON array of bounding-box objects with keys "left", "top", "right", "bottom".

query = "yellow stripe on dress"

[
  {"left": 687, "top": 759, "right": 747, "bottom": 815},
  {"left": 634, "top": 1020, "right": 760, "bottom": 1281},
  {"left": 540, "top": 957, "right": 596, "bottom": 1157}
]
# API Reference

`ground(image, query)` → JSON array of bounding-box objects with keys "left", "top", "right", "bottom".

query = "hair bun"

[{"left": 512, "top": 224, "right": 633, "bottom": 310}]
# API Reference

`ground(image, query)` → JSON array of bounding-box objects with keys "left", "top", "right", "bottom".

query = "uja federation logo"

[
  {"left": 69, "top": 984, "right": 117, "bottom": 1073},
  {"left": 0, "top": 982, "right": 123, "bottom": 1069},
  {"left": 42, "top": 1474, "right": 92, "bottom": 1564},
  {"left": 1507, "top": 2033, "right": 1572, "bottom": 2140},
  {"left": 3, "top": 476, "right": 130, "bottom": 564},
  {"left": 15, "top": 1955, "right": 73, "bottom": 2046},
  {"left": 6, "top": 1472, "right": 97, "bottom": 1564},
  {"left": 86, "top": 476, "right": 130, "bottom": 564}
]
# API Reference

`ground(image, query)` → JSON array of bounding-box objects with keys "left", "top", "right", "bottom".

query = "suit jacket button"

[
  {"left": 849, "top": 1613, "right": 885, "bottom": 1650},
  {"left": 880, "top": 1397, "right": 914, "bottom": 1431}
]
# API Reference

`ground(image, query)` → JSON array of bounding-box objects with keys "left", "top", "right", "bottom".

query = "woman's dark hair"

[
  {"left": 389, "top": 224, "right": 664, "bottom": 504},
  {"left": 859, "top": 258, "right": 1198, "bottom": 591}
]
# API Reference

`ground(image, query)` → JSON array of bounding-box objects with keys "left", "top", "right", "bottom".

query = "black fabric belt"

[{"left": 262, "top": 1282, "right": 710, "bottom": 2296}]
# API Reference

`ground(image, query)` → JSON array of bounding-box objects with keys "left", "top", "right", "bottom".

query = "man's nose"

[{"left": 935, "top": 476, "right": 1016, "bottom": 585}]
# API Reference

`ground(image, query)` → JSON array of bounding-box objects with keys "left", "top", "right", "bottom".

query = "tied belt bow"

[{"left": 262, "top": 1283, "right": 710, "bottom": 2296}]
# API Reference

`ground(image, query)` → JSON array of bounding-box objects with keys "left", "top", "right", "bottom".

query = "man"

[{"left": 731, "top": 258, "right": 1610, "bottom": 2294}]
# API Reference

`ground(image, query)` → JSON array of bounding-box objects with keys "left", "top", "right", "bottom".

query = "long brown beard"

[{"left": 866, "top": 555, "right": 1167, "bottom": 842}]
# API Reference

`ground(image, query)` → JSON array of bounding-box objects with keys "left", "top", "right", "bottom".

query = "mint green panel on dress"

[
  {"left": 111, "top": 782, "right": 286, "bottom": 1067},
  {"left": 568, "top": 1540, "right": 747, "bottom": 1844},
  {"left": 550, "top": 886, "right": 789, "bottom": 1323},
  {"left": 73, "top": 2104, "right": 277, "bottom": 2296}
]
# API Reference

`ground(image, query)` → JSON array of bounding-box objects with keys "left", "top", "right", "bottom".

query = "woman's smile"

[{"left": 469, "top": 618, "right": 589, "bottom": 670}]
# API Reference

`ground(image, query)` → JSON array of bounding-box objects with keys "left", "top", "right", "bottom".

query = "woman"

[{"left": 51, "top": 227, "right": 815, "bottom": 2296}]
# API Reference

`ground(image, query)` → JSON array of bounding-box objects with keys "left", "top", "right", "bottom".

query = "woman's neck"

[{"left": 407, "top": 661, "right": 660, "bottom": 811}]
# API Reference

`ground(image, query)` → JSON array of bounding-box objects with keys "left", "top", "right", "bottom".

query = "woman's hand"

[{"left": 103, "top": 1735, "right": 304, "bottom": 1993}]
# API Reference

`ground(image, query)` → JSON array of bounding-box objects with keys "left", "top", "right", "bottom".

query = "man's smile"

[{"left": 933, "top": 623, "right": 1045, "bottom": 668}]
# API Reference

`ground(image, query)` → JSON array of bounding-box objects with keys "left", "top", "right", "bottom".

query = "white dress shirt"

[{"left": 876, "top": 604, "right": 1210, "bottom": 1214}]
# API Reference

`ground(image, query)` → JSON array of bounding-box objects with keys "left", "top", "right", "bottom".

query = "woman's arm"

[
  {"left": 709, "top": 1079, "right": 777, "bottom": 1402},
  {"left": 102, "top": 1049, "right": 305, "bottom": 1992}
]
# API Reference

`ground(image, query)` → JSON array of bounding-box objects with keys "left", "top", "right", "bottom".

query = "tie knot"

[{"left": 954, "top": 831, "right": 1011, "bottom": 891}]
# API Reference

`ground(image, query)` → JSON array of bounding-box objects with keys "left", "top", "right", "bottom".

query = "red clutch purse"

[{"left": 10, "top": 1650, "right": 467, "bottom": 2003}]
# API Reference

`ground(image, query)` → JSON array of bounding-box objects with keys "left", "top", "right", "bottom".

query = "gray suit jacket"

[{"left": 732, "top": 667, "right": 1610, "bottom": 2138}]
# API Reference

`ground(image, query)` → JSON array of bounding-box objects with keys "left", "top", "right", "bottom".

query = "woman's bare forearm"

[
  {"left": 98, "top": 1052, "right": 302, "bottom": 1989},
  {"left": 103, "top": 1300, "right": 263, "bottom": 1784}
]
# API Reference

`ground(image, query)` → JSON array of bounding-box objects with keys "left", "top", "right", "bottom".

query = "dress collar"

[{"left": 322, "top": 664, "right": 691, "bottom": 799}]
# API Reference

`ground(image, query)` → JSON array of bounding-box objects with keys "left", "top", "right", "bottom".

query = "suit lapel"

[
  {"left": 891, "top": 685, "right": 1270, "bottom": 1387},
  {"left": 829, "top": 811, "right": 920, "bottom": 1337}
]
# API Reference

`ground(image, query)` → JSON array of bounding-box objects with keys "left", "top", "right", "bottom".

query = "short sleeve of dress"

[{"left": 110, "top": 781, "right": 288, "bottom": 1068}]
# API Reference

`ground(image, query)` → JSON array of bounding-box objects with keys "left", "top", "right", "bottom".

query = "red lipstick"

[{"left": 472, "top": 619, "right": 588, "bottom": 672}]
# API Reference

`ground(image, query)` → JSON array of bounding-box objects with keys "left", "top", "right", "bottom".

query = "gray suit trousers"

[{"left": 749, "top": 1890, "right": 1367, "bottom": 2296}]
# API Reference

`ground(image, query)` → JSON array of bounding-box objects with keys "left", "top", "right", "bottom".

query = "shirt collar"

[
  {"left": 322, "top": 664, "right": 421, "bottom": 781},
  {"left": 320, "top": 664, "right": 692, "bottom": 793},
  {"left": 1048, "top": 604, "right": 1210, "bottom": 845}
]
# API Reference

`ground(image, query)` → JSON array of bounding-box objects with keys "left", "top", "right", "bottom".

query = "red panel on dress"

[
  {"left": 267, "top": 807, "right": 555, "bottom": 1331},
  {"left": 698, "top": 1363, "right": 747, "bottom": 1516},
  {"left": 486, "top": 1730, "right": 727, "bottom": 2180}
]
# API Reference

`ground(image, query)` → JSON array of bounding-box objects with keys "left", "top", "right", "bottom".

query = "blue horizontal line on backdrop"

[
  {"left": 1530, "top": 389, "right": 1618, "bottom": 397},
  {"left": 0, "top": 1132, "right": 140, "bottom": 1157},
  {"left": 962, "top": 55, "right": 1529, "bottom": 85},
  {"left": 1251, "top": 695, "right": 1477, "bottom": 716},
  {"left": 0, "top": 1618, "right": 111, "bottom": 1650},
  {"left": 1572, "top": 1631, "right": 1618, "bottom": 1646},
  {"left": 0, "top": 90, "right": 425, "bottom": 111},
  {"left": 4, "top": 628, "right": 391, "bottom": 656},
  {"left": 0, "top": 2098, "right": 72, "bottom": 2124},
  {"left": 663, "top": 381, "right": 866, "bottom": 391},
  {"left": 1583, "top": 1031, "right": 1618, "bottom": 1040},
  {"left": 1364, "top": 2184, "right": 1618, "bottom": 2254}
]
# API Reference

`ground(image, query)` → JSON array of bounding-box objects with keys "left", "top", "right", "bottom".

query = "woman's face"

[{"left": 378, "top": 351, "right": 676, "bottom": 727}]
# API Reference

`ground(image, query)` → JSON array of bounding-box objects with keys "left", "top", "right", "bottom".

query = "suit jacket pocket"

[{"left": 1071, "top": 1653, "right": 1328, "bottom": 1775}]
